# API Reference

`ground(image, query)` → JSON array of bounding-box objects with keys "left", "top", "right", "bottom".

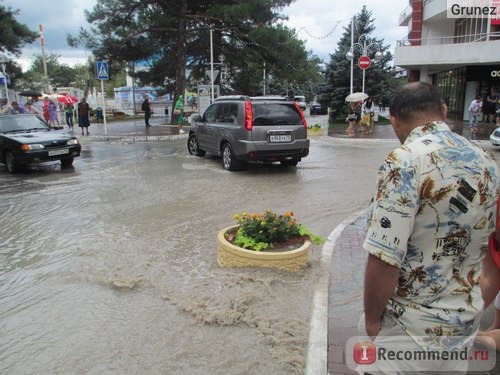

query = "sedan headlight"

[
  {"left": 21, "top": 144, "right": 44, "bottom": 151},
  {"left": 66, "top": 139, "right": 79, "bottom": 145}
]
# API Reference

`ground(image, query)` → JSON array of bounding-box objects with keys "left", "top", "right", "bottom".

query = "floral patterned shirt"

[{"left": 364, "top": 121, "right": 499, "bottom": 350}]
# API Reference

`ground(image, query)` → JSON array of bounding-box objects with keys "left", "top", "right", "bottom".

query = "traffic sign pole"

[
  {"left": 101, "top": 79, "right": 107, "bottom": 135},
  {"left": 358, "top": 56, "right": 371, "bottom": 94},
  {"left": 96, "top": 61, "right": 109, "bottom": 135}
]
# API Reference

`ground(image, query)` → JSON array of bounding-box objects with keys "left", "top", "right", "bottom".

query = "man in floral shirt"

[{"left": 360, "top": 82, "right": 499, "bottom": 372}]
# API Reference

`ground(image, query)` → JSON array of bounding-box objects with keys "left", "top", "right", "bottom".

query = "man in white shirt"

[{"left": 359, "top": 82, "right": 499, "bottom": 373}]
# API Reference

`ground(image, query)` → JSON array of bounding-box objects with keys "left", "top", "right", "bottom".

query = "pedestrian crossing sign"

[{"left": 96, "top": 61, "right": 109, "bottom": 80}]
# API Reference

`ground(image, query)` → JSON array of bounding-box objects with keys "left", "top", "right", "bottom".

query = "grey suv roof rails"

[
  {"left": 250, "top": 95, "right": 291, "bottom": 101},
  {"left": 214, "top": 95, "right": 251, "bottom": 101}
]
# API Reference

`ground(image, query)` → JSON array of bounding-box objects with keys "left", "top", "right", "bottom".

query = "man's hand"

[{"left": 365, "top": 317, "right": 382, "bottom": 339}]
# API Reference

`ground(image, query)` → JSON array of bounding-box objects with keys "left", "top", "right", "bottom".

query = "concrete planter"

[{"left": 217, "top": 225, "right": 311, "bottom": 272}]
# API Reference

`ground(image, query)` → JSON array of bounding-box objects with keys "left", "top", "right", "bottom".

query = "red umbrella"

[{"left": 57, "top": 95, "right": 78, "bottom": 104}]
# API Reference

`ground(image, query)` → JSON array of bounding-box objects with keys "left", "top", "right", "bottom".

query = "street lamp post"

[
  {"left": 345, "top": 18, "right": 383, "bottom": 94},
  {"left": 209, "top": 28, "right": 225, "bottom": 103}
]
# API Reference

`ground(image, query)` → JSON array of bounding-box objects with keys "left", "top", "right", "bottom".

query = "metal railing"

[
  {"left": 399, "top": 4, "right": 412, "bottom": 26},
  {"left": 397, "top": 31, "right": 500, "bottom": 46}
]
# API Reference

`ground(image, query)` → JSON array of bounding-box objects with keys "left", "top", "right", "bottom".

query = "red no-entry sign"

[{"left": 358, "top": 55, "right": 371, "bottom": 70}]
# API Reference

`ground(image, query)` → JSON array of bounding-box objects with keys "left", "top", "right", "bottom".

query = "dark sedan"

[
  {"left": 0, "top": 114, "right": 81, "bottom": 173},
  {"left": 309, "top": 104, "right": 328, "bottom": 115}
]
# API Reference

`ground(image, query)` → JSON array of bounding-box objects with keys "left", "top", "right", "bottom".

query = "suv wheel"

[
  {"left": 221, "top": 143, "right": 240, "bottom": 171},
  {"left": 188, "top": 134, "right": 206, "bottom": 157},
  {"left": 280, "top": 159, "right": 299, "bottom": 167},
  {"left": 5, "top": 151, "right": 19, "bottom": 174}
]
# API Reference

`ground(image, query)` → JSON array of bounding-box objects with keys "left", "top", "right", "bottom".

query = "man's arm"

[
  {"left": 364, "top": 253, "right": 400, "bottom": 338},
  {"left": 480, "top": 234, "right": 500, "bottom": 308}
]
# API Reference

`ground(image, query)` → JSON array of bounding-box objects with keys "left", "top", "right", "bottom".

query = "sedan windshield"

[{"left": 0, "top": 115, "right": 50, "bottom": 134}]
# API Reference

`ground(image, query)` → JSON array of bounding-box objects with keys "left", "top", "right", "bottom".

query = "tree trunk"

[{"left": 171, "top": 0, "right": 187, "bottom": 125}]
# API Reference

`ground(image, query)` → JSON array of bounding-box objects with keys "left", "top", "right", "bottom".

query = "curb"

[
  {"left": 305, "top": 210, "right": 366, "bottom": 375},
  {"left": 78, "top": 133, "right": 189, "bottom": 143}
]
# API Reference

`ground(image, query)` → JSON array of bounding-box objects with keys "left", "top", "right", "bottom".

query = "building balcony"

[
  {"left": 395, "top": 32, "right": 500, "bottom": 72},
  {"left": 399, "top": 4, "right": 412, "bottom": 26}
]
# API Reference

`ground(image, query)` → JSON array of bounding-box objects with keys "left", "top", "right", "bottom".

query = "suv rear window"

[{"left": 252, "top": 103, "right": 302, "bottom": 126}]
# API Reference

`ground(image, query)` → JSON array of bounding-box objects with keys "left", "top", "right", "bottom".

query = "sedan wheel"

[
  {"left": 221, "top": 143, "right": 240, "bottom": 171},
  {"left": 61, "top": 158, "right": 74, "bottom": 168},
  {"left": 5, "top": 151, "right": 18, "bottom": 174},
  {"left": 188, "top": 134, "right": 206, "bottom": 157}
]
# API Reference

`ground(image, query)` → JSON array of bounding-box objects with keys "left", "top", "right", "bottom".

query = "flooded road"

[{"left": 2, "top": 135, "right": 495, "bottom": 374}]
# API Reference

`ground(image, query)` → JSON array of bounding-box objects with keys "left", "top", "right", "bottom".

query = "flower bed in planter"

[{"left": 217, "top": 225, "right": 311, "bottom": 272}]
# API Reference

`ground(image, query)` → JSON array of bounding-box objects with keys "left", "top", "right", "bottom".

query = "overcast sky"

[{"left": 2, "top": 0, "right": 406, "bottom": 70}]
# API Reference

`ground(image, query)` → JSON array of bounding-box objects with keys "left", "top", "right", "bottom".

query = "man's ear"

[{"left": 390, "top": 115, "right": 398, "bottom": 130}]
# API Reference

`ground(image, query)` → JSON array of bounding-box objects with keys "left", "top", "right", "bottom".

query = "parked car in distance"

[
  {"left": 293, "top": 95, "right": 307, "bottom": 110},
  {"left": 188, "top": 97, "right": 310, "bottom": 171},
  {"left": 309, "top": 103, "right": 328, "bottom": 115},
  {"left": 0, "top": 114, "right": 81, "bottom": 173},
  {"left": 490, "top": 127, "right": 500, "bottom": 146}
]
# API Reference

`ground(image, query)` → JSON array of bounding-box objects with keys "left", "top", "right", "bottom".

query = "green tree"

[
  {"left": 16, "top": 54, "right": 76, "bottom": 92},
  {"left": 0, "top": 4, "right": 37, "bottom": 56},
  {"left": 321, "top": 6, "right": 393, "bottom": 117},
  {"left": 0, "top": 4, "right": 38, "bottom": 92},
  {"left": 69, "top": 0, "right": 322, "bottom": 121}
]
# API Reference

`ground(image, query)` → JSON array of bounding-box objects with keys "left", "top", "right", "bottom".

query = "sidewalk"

[{"left": 75, "top": 117, "right": 187, "bottom": 141}]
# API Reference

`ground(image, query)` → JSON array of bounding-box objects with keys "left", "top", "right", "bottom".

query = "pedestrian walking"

[
  {"left": 65, "top": 103, "right": 74, "bottom": 131},
  {"left": 469, "top": 94, "right": 483, "bottom": 138},
  {"left": 24, "top": 101, "right": 40, "bottom": 115},
  {"left": 48, "top": 99, "right": 60, "bottom": 126},
  {"left": 345, "top": 102, "right": 357, "bottom": 136},
  {"left": 484, "top": 89, "right": 497, "bottom": 124},
  {"left": 32, "top": 96, "right": 43, "bottom": 114},
  {"left": 77, "top": 97, "right": 90, "bottom": 136},
  {"left": 6, "top": 101, "right": 27, "bottom": 114},
  {"left": 359, "top": 82, "right": 499, "bottom": 373},
  {"left": 43, "top": 96, "right": 50, "bottom": 122},
  {"left": 174, "top": 94, "right": 184, "bottom": 133},
  {"left": 142, "top": 95, "right": 151, "bottom": 127},
  {"left": 361, "top": 96, "right": 375, "bottom": 134}
]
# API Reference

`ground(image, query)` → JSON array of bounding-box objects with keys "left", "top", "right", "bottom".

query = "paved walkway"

[
  {"left": 75, "top": 116, "right": 498, "bottom": 374},
  {"left": 324, "top": 118, "right": 499, "bottom": 374}
]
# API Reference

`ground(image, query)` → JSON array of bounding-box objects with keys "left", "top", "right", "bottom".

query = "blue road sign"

[{"left": 96, "top": 61, "right": 109, "bottom": 80}]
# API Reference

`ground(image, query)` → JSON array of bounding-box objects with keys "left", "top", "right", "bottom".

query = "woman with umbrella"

[
  {"left": 65, "top": 103, "right": 74, "bottom": 131},
  {"left": 58, "top": 95, "right": 78, "bottom": 131}
]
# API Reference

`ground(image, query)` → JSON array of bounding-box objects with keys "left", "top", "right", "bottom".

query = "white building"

[{"left": 395, "top": 0, "right": 500, "bottom": 119}]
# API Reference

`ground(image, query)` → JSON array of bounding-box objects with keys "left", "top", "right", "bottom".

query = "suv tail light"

[
  {"left": 293, "top": 102, "right": 307, "bottom": 128},
  {"left": 244, "top": 101, "right": 253, "bottom": 131}
]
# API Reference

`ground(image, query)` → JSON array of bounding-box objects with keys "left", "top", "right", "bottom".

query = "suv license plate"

[
  {"left": 48, "top": 148, "right": 69, "bottom": 156},
  {"left": 270, "top": 135, "right": 291, "bottom": 143}
]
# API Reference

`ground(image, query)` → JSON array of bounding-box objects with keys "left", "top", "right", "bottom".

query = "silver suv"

[{"left": 187, "top": 96, "right": 310, "bottom": 171}]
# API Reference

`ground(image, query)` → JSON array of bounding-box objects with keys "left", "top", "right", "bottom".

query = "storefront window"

[{"left": 434, "top": 68, "right": 466, "bottom": 114}]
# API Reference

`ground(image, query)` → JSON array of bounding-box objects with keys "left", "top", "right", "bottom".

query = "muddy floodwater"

[{"left": 1, "top": 134, "right": 469, "bottom": 374}]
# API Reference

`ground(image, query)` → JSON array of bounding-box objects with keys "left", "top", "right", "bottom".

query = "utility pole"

[{"left": 39, "top": 24, "right": 49, "bottom": 92}]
